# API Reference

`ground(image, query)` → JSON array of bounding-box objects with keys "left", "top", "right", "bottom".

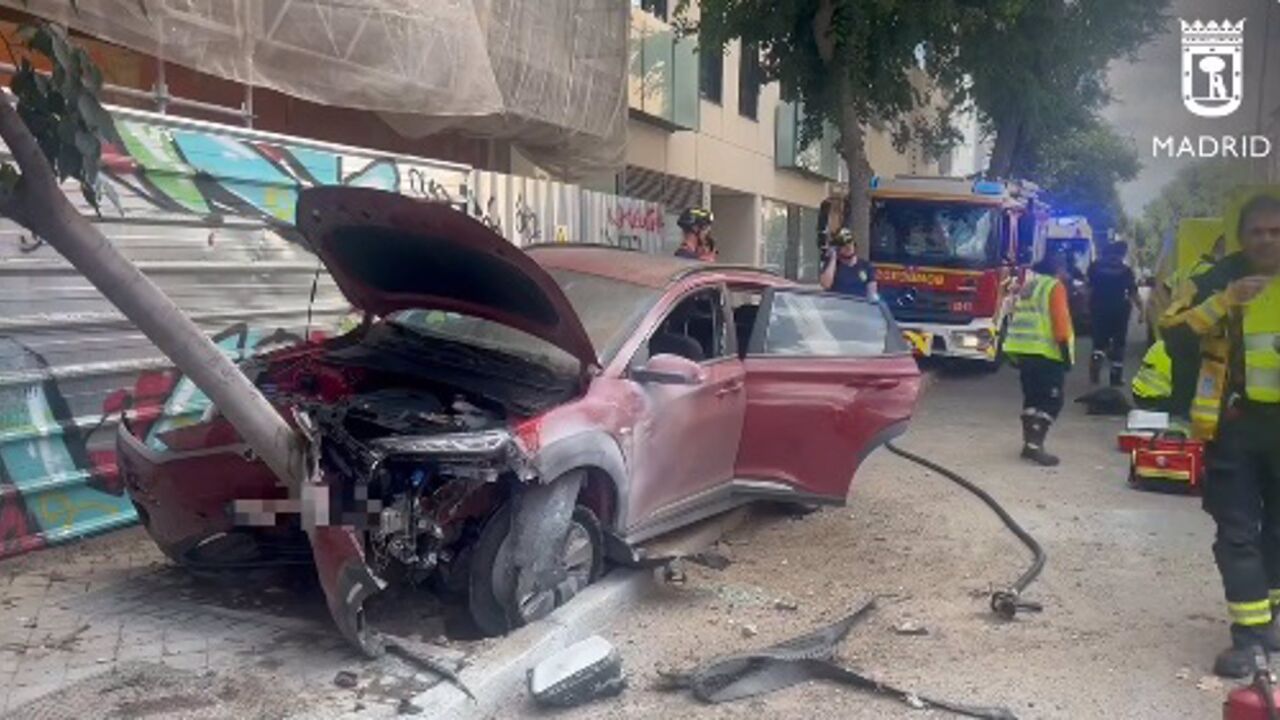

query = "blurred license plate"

[{"left": 903, "top": 330, "right": 933, "bottom": 356}]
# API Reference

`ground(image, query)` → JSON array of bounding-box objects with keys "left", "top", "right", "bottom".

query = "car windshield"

[
  {"left": 386, "top": 268, "right": 660, "bottom": 368},
  {"left": 871, "top": 200, "right": 1000, "bottom": 269},
  {"left": 544, "top": 268, "right": 662, "bottom": 362}
]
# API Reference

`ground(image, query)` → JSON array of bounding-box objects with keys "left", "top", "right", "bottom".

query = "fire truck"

[{"left": 869, "top": 175, "right": 1051, "bottom": 365}]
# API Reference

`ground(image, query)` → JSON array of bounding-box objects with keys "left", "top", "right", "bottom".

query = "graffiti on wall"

[
  {"left": 100, "top": 119, "right": 467, "bottom": 226},
  {"left": 0, "top": 323, "right": 306, "bottom": 559},
  {"left": 0, "top": 112, "right": 670, "bottom": 559},
  {"left": 603, "top": 200, "right": 665, "bottom": 252}
]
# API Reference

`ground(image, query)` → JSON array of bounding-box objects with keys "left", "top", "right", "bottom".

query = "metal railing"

[{"left": 0, "top": 59, "right": 255, "bottom": 126}]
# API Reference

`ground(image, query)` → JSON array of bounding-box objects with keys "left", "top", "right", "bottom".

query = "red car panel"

[
  {"left": 298, "top": 188, "right": 599, "bottom": 369},
  {"left": 625, "top": 357, "right": 746, "bottom": 529},
  {"left": 736, "top": 354, "right": 921, "bottom": 499}
]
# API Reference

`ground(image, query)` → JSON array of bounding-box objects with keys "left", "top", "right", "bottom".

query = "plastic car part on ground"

[
  {"left": 655, "top": 598, "right": 1018, "bottom": 719},
  {"left": 528, "top": 635, "right": 627, "bottom": 708}
]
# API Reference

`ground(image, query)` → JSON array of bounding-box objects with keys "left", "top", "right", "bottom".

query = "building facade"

[{"left": 616, "top": 0, "right": 983, "bottom": 280}]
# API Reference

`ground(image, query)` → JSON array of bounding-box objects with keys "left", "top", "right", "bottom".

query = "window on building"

[
  {"left": 634, "top": 0, "right": 667, "bottom": 20},
  {"left": 738, "top": 43, "right": 761, "bottom": 120},
  {"left": 700, "top": 41, "right": 724, "bottom": 104}
]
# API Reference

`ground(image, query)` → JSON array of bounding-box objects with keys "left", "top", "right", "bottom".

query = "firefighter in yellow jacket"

[
  {"left": 1005, "top": 253, "right": 1075, "bottom": 467},
  {"left": 1160, "top": 192, "right": 1280, "bottom": 678}
]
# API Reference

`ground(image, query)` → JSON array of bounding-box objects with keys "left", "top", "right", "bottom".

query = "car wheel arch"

[{"left": 529, "top": 430, "right": 629, "bottom": 533}]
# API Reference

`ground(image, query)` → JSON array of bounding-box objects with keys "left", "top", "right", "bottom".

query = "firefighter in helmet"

[
  {"left": 1160, "top": 190, "right": 1280, "bottom": 678},
  {"left": 675, "top": 207, "right": 714, "bottom": 260}
]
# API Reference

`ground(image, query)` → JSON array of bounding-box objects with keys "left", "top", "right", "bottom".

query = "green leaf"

[{"left": 74, "top": 128, "right": 99, "bottom": 159}]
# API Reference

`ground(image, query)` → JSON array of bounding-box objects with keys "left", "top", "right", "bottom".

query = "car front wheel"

[{"left": 468, "top": 501, "right": 604, "bottom": 637}]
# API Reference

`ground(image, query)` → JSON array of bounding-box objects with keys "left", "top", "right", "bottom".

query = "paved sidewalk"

[
  {"left": 1, "top": 526, "right": 650, "bottom": 719},
  {"left": 0, "top": 528, "right": 464, "bottom": 718}
]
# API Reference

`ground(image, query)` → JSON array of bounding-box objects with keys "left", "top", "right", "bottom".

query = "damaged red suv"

[{"left": 117, "top": 187, "right": 922, "bottom": 655}]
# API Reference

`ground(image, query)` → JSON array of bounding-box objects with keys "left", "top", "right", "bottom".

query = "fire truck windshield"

[{"left": 870, "top": 200, "right": 1000, "bottom": 269}]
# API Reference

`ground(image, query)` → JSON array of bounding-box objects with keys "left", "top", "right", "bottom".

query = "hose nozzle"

[{"left": 991, "top": 590, "right": 1043, "bottom": 619}]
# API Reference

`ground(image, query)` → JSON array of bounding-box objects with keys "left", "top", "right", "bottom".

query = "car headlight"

[
  {"left": 371, "top": 429, "right": 512, "bottom": 455},
  {"left": 953, "top": 330, "right": 994, "bottom": 350}
]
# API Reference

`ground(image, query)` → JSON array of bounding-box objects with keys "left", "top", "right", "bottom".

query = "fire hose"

[{"left": 885, "top": 441, "right": 1046, "bottom": 619}]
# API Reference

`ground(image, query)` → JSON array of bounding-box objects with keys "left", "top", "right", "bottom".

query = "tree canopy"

[
  {"left": 684, "top": 0, "right": 1018, "bottom": 238},
  {"left": 1028, "top": 119, "right": 1141, "bottom": 238},
  {"left": 949, "top": 0, "right": 1168, "bottom": 178},
  {"left": 1131, "top": 160, "right": 1253, "bottom": 267}
]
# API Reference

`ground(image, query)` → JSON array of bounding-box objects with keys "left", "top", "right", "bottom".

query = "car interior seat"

[{"left": 649, "top": 332, "right": 705, "bottom": 362}]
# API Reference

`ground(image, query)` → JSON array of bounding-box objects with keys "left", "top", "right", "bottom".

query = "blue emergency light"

[{"left": 972, "top": 180, "right": 1004, "bottom": 196}]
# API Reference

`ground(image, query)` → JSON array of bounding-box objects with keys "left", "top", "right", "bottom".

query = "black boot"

[
  {"left": 1109, "top": 364, "right": 1124, "bottom": 388},
  {"left": 1089, "top": 351, "right": 1104, "bottom": 385},
  {"left": 1214, "top": 624, "right": 1280, "bottom": 678},
  {"left": 1020, "top": 414, "right": 1060, "bottom": 467}
]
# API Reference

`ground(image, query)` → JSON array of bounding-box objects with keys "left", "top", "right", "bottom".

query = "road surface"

[{"left": 499, "top": 339, "right": 1228, "bottom": 719}]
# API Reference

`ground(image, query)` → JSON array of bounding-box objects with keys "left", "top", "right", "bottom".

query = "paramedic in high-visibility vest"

[
  {"left": 1004, "top": 253, "right": 1075, "bottom": 467},
  {"left": 1160, "top": 192, "right": 1280, "bottom": 679},
  {"left": 1130, "top": 340, "right": 1173, "bottom": 412}
]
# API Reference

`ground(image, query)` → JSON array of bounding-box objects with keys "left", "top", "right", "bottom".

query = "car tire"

[{"left": 468, "top": 501, "right": 604, "bottom": 637}]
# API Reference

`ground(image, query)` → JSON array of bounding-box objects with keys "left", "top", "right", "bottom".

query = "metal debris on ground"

[
  {"left": 655, "top": 598, "right": 1018, "bottom": 720},
  {"left": 528, "top": 635, "right": 627, "bottom": 708},
  {"left": 384, "top": 638, "right": 474, "bottom": 701},
  {"left": 774, "top": 599, "right": 799, "bottom": 612}
]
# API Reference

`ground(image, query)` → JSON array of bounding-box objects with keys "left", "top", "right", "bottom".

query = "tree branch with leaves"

[
  {"left": 0, "top": 22, "right": 308, "bottom": 489},
  {"left": 682, "top": 0, "right": 1019, "bottom": 241}
]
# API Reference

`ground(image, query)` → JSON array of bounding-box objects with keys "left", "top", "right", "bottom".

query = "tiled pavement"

[{"left": 0, "top": 528, "right": 477, "bottom": 718}]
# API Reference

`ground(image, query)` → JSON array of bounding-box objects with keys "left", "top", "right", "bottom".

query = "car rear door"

[{"left": 734, "top": 289, "right": 921, "bottom": 502}]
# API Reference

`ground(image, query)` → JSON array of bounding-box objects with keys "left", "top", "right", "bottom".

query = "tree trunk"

[
  {"left": 987, "top": 114, "right": 1022, "bottom": 179},
  {"left": 837, "top": 99, "right": 873, "bottom": 258},
  {"left": 0, "top": 95, "right": 308, "bottom": 490}
]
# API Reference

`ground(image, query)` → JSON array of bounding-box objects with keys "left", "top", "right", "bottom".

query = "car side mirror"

[{"left": 631, "top": 353, "right": 704, "bottom": 386}]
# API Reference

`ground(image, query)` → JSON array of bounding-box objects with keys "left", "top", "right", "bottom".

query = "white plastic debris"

[{"left": 528, "top": 636, "right": 626, "bottom": 708}]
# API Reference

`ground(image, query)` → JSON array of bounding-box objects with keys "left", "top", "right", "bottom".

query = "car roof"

[{"left": 525, "top": 244, "right": 782, "bottom": 289}]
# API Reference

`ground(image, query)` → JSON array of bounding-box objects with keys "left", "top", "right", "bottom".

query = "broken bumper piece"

[{"left": 310, "top": 524, "right": 387, "bottom": 658}]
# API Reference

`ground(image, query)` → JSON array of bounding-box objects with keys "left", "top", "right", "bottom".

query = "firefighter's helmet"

[{"left": 677, "top": 207, "right": 714, "bottom": 232}]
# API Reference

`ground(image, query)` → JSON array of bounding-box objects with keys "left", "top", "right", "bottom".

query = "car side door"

[
  {"left": 623, "top": 283, "right": 747, "bottom": 533},
  {"left": 734, "top": 288, "right": 921, "bottom": 502}
]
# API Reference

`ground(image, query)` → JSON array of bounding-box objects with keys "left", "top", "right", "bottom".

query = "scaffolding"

[{"left": 3, "top": 0, "right": 629, "bottom": 175}]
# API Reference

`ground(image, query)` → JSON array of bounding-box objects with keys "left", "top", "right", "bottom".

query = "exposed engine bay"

[{"left": 243, "top": 321, "right": 575, "bottom": 586}]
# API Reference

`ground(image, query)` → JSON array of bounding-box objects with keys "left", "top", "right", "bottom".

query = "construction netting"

[{"left": 4, "top": 0, "right": 629, "bottom": 175}]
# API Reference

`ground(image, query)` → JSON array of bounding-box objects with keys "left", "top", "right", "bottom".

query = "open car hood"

[{"left": 297, "top": 187, "right": 598, "bottom": 369}]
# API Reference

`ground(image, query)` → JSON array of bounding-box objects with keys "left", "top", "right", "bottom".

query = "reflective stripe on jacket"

[
  {"left": 1004, "top": 275, "right": 1073, "bottom": 363},
  {"left": 1243, "top": 277, "right": 1280, "bottom": 404}
]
